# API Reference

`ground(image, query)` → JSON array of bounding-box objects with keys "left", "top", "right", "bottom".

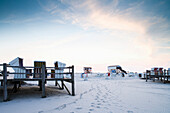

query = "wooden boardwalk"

[{"left": 0, "top": 64, "right": 75, "bottom": 102}]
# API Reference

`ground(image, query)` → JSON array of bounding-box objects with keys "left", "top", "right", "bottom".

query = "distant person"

[
  {"left": 108, "top": 72, "right": 110, "bottom": 77},
  {"left": 81, "top": 73, "right": 84, "bottom": 78},
  {"left": 83, "top": 70, "right": 88, "bottom": 81}
]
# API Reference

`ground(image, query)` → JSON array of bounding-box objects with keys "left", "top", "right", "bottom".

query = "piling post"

[
  {"left": 39, "top": 81, "right": 42, "bottom": 91},
  {"left": 41, "top": 64, "right": 46, "bottom": 98},
  {"left": 71, "top": 65, "right": 75, "bottom": 96},
  {"left": 163, "top": 69, "right": 166, "bottom": 84},
  {"left": 55, "top": 80, "right": 58, "bottom": 86},
  {"left": 146, "top": 70, "right": 148, "bottom": 82},
  {"left": 3, "top": 63, "right": 8, "bottom": 101}
]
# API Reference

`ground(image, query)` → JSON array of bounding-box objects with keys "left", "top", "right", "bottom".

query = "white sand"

[{"left": 0, "top": 74, "right": 170, "bottom": 113}]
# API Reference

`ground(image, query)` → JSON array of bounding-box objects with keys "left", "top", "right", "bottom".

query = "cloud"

[
  {"left": 0, "top": 17, "right": 40, "bottom": 24},
  {"left": 37, "top": 0, "right": 170, "bottom": 69},
  {"left": 51, "top": 19, "right": 66, "bottom": 24},
  {"left": 37, "top": 0, "right": 58, "bottom": 12},
  {"left": 58, "top": 0, "right": 147, "bottom": 34}
]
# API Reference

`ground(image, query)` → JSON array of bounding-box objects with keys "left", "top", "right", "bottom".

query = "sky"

[{"left": 0, "top": 0, "right": 170, "bottom": 73}]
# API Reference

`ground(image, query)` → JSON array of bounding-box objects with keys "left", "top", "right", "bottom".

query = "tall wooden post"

[
  {"left": 153, "top": 71, "right": 155, "bottom": 82},
  {"left": 55, "top": 80, "right": 58, "bottom": 86},
  {"left": 163, "top": 69, "right": 166, "bottom": 84},
  {"left": 3, "top": 63, "right": 8, "bottom": 101},
  {"left": 41, "top": 64, "right": 46, "bottom": 98},
  {"left": 39, "top": 81, "right": 42, "bottom": 91},
  {"left": 71, "top": 65, "right": 75, "bottom": 96},
  {"left": 146, "top": 70, "right": 148, "bottom": 82}
]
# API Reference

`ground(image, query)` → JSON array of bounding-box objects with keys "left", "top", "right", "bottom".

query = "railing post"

[
  {"left": 3, "top": 63, "right": 8, "bottom": 101},
  {"left": 71, "top": 65, "right": 75, "bottom": 96},
  {"left": 42, "top": 64, "right": 46, "bottom": 98}
]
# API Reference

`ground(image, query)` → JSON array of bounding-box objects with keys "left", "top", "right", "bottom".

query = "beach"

[{"left": 0, "top": 74, "right": 170, "bottom": 113}]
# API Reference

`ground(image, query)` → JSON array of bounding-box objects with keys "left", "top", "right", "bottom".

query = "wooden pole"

[
  {"left": 55, "top": 80, "right": 58, "bottom": 86},
  {"left": 71, "top": 65, "right": 75, "bottom": 96},
  {"left": 146, "top": 70, "right": 148, "bottom": 82},
  {"left": 41, "top": 64, "right": 46, "bottom": 98},
  {"left": 39, "top": 81, "right": 42, "bottom": 91},
  {"left": 3, "top": 63, "right": 8, "bottom": 101},
  {"left": 163, "top": 69, "right": 166, "bottom": 84}
]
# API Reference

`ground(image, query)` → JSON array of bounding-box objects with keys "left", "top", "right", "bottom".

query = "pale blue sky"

[{"left": 0, "top": 0, "right": 170, "bottom": 72}]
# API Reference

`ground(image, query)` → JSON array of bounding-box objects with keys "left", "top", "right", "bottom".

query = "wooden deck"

[
  {"left": 0, "top": 63, "right": 75, "bottom": 102},
  {"left": 145, "top": 70, "right": 170, "bottom": 84}
]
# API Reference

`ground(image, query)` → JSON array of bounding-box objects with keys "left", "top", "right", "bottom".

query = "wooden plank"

[
  {"left": 56, "top": 81, "right": 62, "bottom": 89},
  {"left": 63, "top": 83, "right": 71, "bottom": 95},
  {"left": 61, "top": 80, "right": 64, "bottom": 89},
  {"left": 3, "top": 63, "right": 8, "bottom": 101}
]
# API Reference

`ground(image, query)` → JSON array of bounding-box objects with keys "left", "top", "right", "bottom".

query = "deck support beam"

[{"left": 61, "top": 80, "right": 64, "bottom": 89}]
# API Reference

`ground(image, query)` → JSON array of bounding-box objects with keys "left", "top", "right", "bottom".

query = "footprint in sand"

[
  {"left": 97, "top": 103, "right": 102, "bottom": 105},
  {"left": 55, "top": 104, "right": 66, "bottom": 110},
  {"left": 97, "top": 100, "right": 100, "bottom": 102},
  {"left": 96, "top": 106, "right": 101, "bottom": 108},
  {"left": 76, "top": 107, "right": 82, "bottom": 110},
  {"left": 107, "top": 104, "right": 111, "bottom": 106},
  {"left": 89, "top": 109, "right": 94, "bottom": 111},
  {"left": 104, "top": 107, "right": 109, "bottom": 109},
  {"left": 91, "top": 104, "right": 95, "bottom": 107}
]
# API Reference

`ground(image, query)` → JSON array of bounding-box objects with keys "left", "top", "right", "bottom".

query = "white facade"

[
  {"left": 9, "top": 57, "right": 26, "bottom": 79},
  {"left": 55, "top": 61, "right": 66, "bottom": 78}
]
